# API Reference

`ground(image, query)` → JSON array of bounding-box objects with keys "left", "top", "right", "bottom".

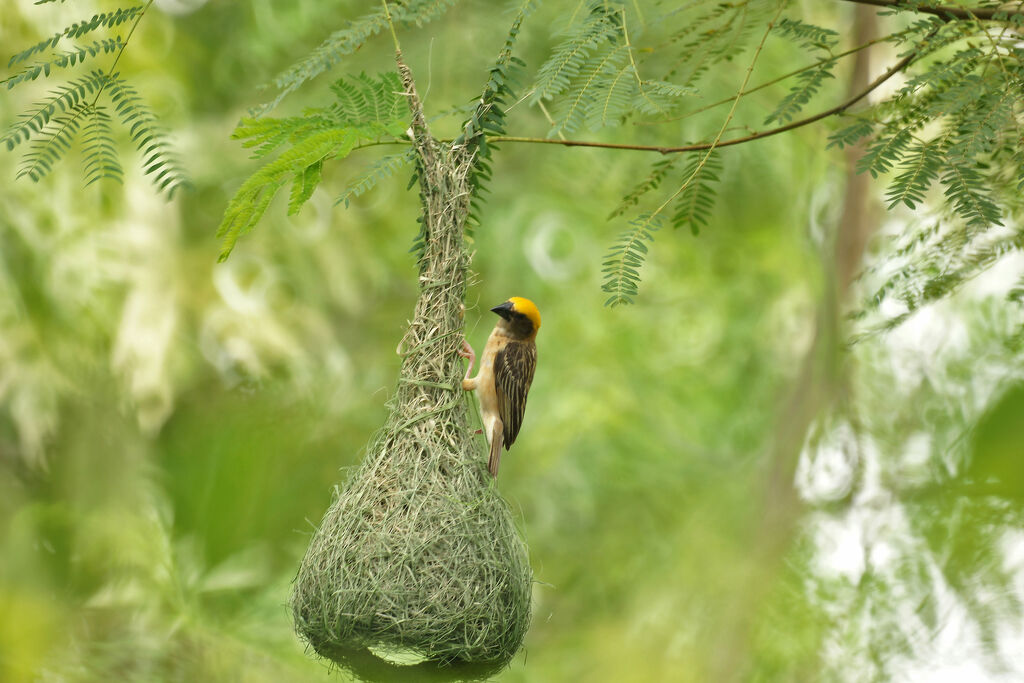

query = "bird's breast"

[{"left": 476, "top": 331, "right": 508, "bottom": 413}]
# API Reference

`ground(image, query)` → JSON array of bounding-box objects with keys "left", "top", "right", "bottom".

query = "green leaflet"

[
  {"left": 3, "top": 69, "right": 109, "bottom": 150},
  {"left": 538, "top": 2, "right": 699, "bottom": 135},
  {"left": 7, "top": 7, "right": 142, "bottom": 68},
  {"left": 218, "top": 128, "right": 359, "bottom": 261},
  {"left": 609, "top": 157, "right": 680, "bottom": 219},
  {"left": 18, "top": 102, "right": 90, "bottom": 181},
  {"left": 765, "top": 63, "right": 835, "bottom": 125},
  {"left": 531, "top": 1, "right": 620, "bottom": 105},
  {"left": 885, "top": 141, "right": 943, "bottom": 210},
  {"left": 665, "top": 1, "right": 762, "bottom": 87},
  {"left": 827, "top": 118, "right": 874, "bottom": 150},
  {"left": 81, "top": 105, "right": 122, "bottom": 186},
  {"left": 601, "top": 214, "right": 659, "bottom": 307},
  {"left": 4, "top": 38, "right": 124, "bottom": 91},
  {"left": 105, "top": 75, "right": 188, "bottom": 196},
  {"left": 671, "top": 151, "right": 721, "bottom": 235}
]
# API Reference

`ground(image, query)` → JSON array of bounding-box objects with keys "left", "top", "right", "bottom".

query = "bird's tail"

[{"left": 488, "top": 420, "right": 503, "bottom": 478}]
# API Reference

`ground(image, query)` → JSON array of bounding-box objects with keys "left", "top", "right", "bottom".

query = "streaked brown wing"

[{"left": 494, "top": 340, "right": 537, "bottom": 449}]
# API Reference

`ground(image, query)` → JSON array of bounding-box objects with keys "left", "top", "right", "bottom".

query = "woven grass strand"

[{"left": 289, "top": 50, "right": 532, "bottom": 679}]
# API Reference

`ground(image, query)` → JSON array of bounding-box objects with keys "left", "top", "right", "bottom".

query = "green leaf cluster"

[
  {"left": 600, "top": 147, "right": 722, "bottom": 303},
  {"left": 600, "top": 5, "right": 1024, "bottom": 309},
  {"left": 255, "top": 0, "right": 458, "bottom": 116},
  {"left": 601, "top": 213, "right": 659, "bottom": 307},
  {"left": 2, "top": 2, "right": 187, "bottom": 197},
  {"left": 532, "top": 1, "right": 700, "bottom": 135},
  {"left": 832, "top": 23, "right": 1018, "bottom": 231},
  {"left": 217, "top": 72, "right": 409, "bottom": 261},
  {"left": 662, "top": 0, "right": 771, "bottom": 87},
  {"left": 449, "top": 1, "right": 533, "bottom": 247},
  {"left": 832, "top": 20, "right": 1024, "bottom": 333},
  {"left": 765, "top": 18, "right": 840, "bottom": 125}
]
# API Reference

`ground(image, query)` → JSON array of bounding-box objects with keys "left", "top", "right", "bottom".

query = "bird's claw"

[{"left": 459, "top": 339, "right": 476, "bottom": 382}]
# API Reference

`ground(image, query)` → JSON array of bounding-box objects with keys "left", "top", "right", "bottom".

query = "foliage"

[
  {"left": 216, "top": 72, "right": 408, "bottom": 261},
  {"left": 5, "top": 1, "right": 1024, "bottom": 313},
  {"left": 452, "top": 1, "right": 533, "bottom": 242},
  {"left": 765, "top": 18, "right": 839, "bottom": 124},
  {"left": 601, "top": 213, "right": 659, "bottom": 306},
  {"left": 531, "top": 0, "right": 700, "bottom": 135},
  {"left": 254, "top": 0, "right": 458, "bottom": 116},
  {"left": 670, "top": 150, "right": 722, "bottom": 235},
  {"left": 551, "top": 3, "right": 1022, "bottom": 308},
  {"left": 1, "top": 1, "right": 186, "bottom": 196}
]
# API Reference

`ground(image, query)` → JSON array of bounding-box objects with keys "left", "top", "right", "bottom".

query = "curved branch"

[
  {"left": 836, "top": 0, "right": 1024, "bottom": 21},
  {"left": 491, "top": 48, "right": 918, "bottom": 155}
]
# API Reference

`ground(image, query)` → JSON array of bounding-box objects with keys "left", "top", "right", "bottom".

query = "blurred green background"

[{"left": 2, "top": 1, "right": 1023, "bottom": 681}]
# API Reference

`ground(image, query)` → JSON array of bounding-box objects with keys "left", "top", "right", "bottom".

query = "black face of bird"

[{"left": 490, "top": 301, "right": 534, "bottom": 338}]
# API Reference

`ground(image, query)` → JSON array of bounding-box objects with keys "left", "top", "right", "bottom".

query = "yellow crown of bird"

[{"left": 507, "top": 296, "right": 541, "bottom": 330}]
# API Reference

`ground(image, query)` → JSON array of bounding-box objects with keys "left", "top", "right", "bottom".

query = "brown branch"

[
  {"left": 836, "top": 0, "right": 1024, "bottom": 20},
  {"left": 490, "top": 48, "right": 917, "bottom": 155}
]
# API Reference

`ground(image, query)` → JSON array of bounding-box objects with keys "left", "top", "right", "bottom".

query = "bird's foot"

[{"left": 458, "top": 340, "right": 476, "bottom": 380}]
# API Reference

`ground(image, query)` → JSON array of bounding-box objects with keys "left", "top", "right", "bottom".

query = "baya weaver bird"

[{"left": 459, "top": 297, "right": 541, "bottom": 478}]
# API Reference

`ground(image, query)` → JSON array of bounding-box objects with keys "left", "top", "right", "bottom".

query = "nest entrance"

[{"left": 289, "top": 54, "right": 532, "bottom": 679}]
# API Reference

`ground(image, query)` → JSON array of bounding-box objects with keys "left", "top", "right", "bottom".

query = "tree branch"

[
  {"left": 835, "top": 0, "right": 1024, "bottom": 20},
  {"left": 490, "top": 48, "right": 917, "bottom": 155}
]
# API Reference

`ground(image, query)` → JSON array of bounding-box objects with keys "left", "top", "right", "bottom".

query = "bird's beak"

[{"left": 490, "top": 300, "right": 514, "bottom": 320}]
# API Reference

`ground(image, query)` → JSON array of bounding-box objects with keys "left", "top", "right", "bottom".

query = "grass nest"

[{"left": 290, "top": 118, "right": 532, "bottom": 678}]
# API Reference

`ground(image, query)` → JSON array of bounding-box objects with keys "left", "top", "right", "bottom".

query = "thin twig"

[
  {"left": 535, "top": 100, "right": 565, "bottom": 141},
  {"left": 90, "top": 0, "right": 154, "bottom": 108},
  {"left": 621, "top": 8, "right": 663, "bottom": 116},
  {"left": 380, "top": 0, "right": 401, "bottom": 51}
]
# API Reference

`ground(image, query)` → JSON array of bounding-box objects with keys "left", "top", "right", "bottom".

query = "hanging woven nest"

[{"left": 289, "top": 53, "right": 532, "bottom": 679}]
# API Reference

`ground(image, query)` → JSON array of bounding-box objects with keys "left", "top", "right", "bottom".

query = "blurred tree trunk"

[
  {"left": 711, "top": 6, "right": 878, "bottom": 680},
  {"left": 835, "top": 9, "right": 879, "bottom": 295}
]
